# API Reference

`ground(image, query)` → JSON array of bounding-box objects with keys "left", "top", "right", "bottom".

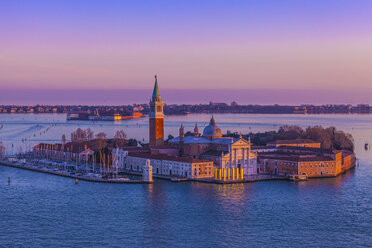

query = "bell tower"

[{"left": 149, "top": 75, "right": 164, "bottom": 147}]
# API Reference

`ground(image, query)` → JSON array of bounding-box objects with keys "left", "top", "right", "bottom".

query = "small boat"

[{"left": 289, "top": 174, "right": 307, "bottom": 182}]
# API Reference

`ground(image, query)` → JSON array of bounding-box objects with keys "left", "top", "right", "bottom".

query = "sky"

[{"left": 1, "top": 0, "right": 372, "bottom": 104}]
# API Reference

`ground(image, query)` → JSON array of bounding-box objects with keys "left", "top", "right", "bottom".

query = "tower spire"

[
  {"left": 194, "top": 123, "right": 199, "bottom": 137},
  {"left": 210, "top": 115, "right": 215, "bottom": 125},
  {"left": 180, "top": 124, "right": 185, "bottom": 139},
  {"left": 152, "top": 75, "right": 160, "bottom": 100}
]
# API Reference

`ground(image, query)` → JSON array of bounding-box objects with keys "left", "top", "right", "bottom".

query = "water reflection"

[
  {"left": 1, "top": 113, "right": 372, "bottom": 247},
  {"left": 296, "top": 168, "right": 356, "bottom": 191}
]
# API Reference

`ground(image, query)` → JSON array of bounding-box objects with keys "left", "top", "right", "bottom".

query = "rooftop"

[
  {"left": 259, "top": 154, "right": 334, "bottom": 162},
  {"left": 268, "top": 139, "right": 320, "bottom": 145}
]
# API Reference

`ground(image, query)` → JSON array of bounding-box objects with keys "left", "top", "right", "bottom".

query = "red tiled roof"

[
  {"left": 252, "top": 146, "right": 274, "bottom": 149},
  {"left": 269, "top": 139, "right": 320, "bottom": 145},
  {"left": 200, "top": 150, "right": 226, "bottom": 157},
  {"left": 259, "top": 154, "right": 334, "bottom": 162}
]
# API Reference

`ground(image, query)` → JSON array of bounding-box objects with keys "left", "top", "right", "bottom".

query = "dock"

[{"left": 0, "top": 161, "right": 152, "bottom": 184}]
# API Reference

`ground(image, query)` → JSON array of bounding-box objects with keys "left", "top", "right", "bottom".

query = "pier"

[{"left": 0, "top": 160, "right": 151, "bottom": 184}]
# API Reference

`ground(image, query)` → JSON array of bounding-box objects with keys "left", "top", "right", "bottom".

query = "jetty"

[{"left": 0, "top": 160, "right": 151, "bottom": 184}]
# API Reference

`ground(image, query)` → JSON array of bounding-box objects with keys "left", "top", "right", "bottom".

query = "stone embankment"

[{"left": 0, "top": 161, "right": 151, "bottom": 184}]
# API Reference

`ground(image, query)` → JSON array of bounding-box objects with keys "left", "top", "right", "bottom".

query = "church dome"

[{"left": 202, "top": 116, "right": 222, "bottom": 140}]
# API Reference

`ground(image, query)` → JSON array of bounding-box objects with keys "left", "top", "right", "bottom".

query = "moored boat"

[{"left": 289, "top": 174, "right": 307, "bottom": 182}]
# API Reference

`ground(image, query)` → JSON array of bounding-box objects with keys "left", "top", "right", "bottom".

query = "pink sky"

[{"left": 1, "top": 0, "right": 372, "bottom": 100}]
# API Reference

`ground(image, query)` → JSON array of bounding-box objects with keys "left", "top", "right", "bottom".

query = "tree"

[
  {"left": 128, "top": 138, "right": 138, "bottom": 147},
  {"left": 113, "top": 130, "right": 127, "bottom": 147},
  {"left": 77, "top": 128, "right": 86, "bottom": 141},
  {"left": 305, "top": 126, "right": 333, "bottom": 149},
  {"left": 95, "top": 132, "right": 107, "bottom": 150},
  {"left": 278, "top": 125, "right": 303, "bottom": 140},
  {"left": 71, "top": 128, "right": 86, "bottom": 142},
  {"left": 70, "top": 128, "right": 94, "bottom": 143},
  {"left": 185, "top": 131, "right": 194, "bottom": 137},
  {"left": 225, "top": 125, "right": 354, "bottom": 151},
  {"left": 333, "top": 130, "right": 354, "bottom": 151},
  {"left": 86, "top": 128, "right": 94, "bottom": 140},
  {"left": 62, "top": 134, "right": 66, "bottom": 145},
  {"left": 304, "top": 126, "right": 354, "bottom": 151}
]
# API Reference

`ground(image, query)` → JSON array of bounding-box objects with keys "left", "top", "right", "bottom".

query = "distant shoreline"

[{"left": 0, "top": 103, "right": 371, "bottom": 115}]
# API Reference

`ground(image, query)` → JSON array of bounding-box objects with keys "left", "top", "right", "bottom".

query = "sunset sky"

[{"left": 1, "top": 0, "right": 372, "bottom": 104}]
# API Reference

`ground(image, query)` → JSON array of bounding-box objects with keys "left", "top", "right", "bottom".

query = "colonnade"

[{"left": 214, "top": 167, "right": 244, "bottom": 181}]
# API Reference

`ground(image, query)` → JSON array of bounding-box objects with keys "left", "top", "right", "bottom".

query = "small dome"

[{"left": 202, "top": 116, "right": 222, "bottom": 140}]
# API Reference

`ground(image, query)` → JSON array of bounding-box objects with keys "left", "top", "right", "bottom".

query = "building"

[
  {"left": 257, "top": 146, "right": 355, "bottom": 177},
  {"left": 149, "top": 75, "right": 164, "bottom": 147},
  {"left": 168, "top": 117, "right": 258, "bottom": 176},
  {"left": 267, "top": 139, "right": 321, "bottom": 148},
  {"left": 125, "top": 153, "right": 214, "bottom": 179},
  {"left": 112, "top": 148, "right": 129, "bottom": 172}
]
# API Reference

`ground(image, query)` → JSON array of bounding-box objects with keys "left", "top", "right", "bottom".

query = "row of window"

[
  {"left": 308, "top": 171, "right": 333, "bottom": 175},
  {"left": 300, "top": 163, "right": 334, "bottom": 169}
]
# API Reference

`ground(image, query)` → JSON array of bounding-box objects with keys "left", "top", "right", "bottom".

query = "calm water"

[{"left": 1, "top": 114, "right": 372, "bottom": 247}]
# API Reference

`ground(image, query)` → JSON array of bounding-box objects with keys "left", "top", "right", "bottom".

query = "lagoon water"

[{"left": 1, "top": 113, "right": 372, "bottom": 247}]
